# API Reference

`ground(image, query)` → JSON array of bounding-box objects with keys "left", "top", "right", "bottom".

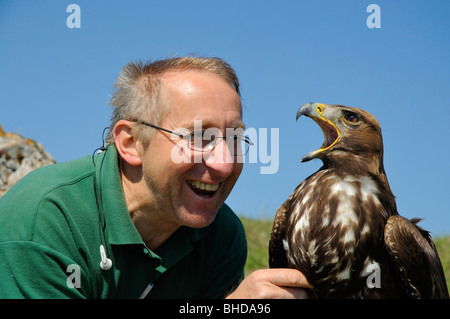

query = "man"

[{"left": 0, "top": 56, "right": 309, "bottom": 298}]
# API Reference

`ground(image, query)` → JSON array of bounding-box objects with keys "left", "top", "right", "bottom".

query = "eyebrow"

[
  {"left": 231, "top": 119, "right": 246, "bottom": 130},
  {"left": 181, "top": 119, "right": 246, "bottom": 132}
]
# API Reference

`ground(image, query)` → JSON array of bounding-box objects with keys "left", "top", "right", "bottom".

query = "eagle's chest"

[{"left": 285, "top": 172, "right": 384, "bottom": 295}]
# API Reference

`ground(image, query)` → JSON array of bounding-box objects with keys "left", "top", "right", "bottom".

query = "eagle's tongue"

[
  {"left": 318, "top": 120, "right": 339, "bottom": 149},
  {"left": 300, "top": 117, "right": 340, "bottom": 162}
]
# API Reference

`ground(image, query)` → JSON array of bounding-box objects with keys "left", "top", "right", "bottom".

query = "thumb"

[{"left": 266, "top": 268, "right": 313, "bottom": 289}]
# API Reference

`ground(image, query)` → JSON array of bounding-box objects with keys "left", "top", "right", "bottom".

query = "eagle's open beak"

[{"left": 296, "top": 102, "right": 341, "bottom": 162}]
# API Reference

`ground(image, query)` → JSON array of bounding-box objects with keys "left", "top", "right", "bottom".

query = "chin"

[
  {"left": 177, "top": 181, "right": 229, "bottom": 228},
  {"left": 178, "top": 206, "right": 220, "bottom": 229}
]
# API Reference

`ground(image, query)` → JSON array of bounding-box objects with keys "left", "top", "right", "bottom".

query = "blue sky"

[{"left": 1, "top": 1, "right": 449, "bottom": 235}]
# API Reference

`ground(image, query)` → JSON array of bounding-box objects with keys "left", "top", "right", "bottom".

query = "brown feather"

[
  {"left": 384, "top": 215, "right": 449, "bottom": 298},
  {"left": 269, "top": 197, "right": 291, "bottom": 268},
  {"left": 270, "top": 103, "right": 449, "bottom": 298}
]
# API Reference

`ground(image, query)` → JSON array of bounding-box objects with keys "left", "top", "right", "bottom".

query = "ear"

[{"left": 113, "top": 120, "right": 143, "bottom": 166}]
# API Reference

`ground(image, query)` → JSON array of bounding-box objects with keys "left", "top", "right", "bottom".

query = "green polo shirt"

[{"left": 0, "top": 145, "right": 247, "bottom": 298}]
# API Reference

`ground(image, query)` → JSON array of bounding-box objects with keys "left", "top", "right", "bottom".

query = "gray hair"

[{"left": 106, "top": 56, "right": 240, "bottom": 147}]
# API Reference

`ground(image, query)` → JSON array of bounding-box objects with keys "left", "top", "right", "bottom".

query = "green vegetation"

[
  {"left": 434, "top": 236, "right": 450, "bottom": 290},
  {"left": 240, "top": 217, "right": 273, "bottom": 276},
  {"left": 240, "top": 216, "right": 450, "bottom": 295}
]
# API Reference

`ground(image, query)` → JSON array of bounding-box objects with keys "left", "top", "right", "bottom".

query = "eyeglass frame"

[{"left": 129, "top": 119, "right": 253, "bottom": 157}]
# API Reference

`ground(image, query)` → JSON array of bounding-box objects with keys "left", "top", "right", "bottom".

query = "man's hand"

[{"left": 226, "top": 269, "right": 312, "bottom": 299}]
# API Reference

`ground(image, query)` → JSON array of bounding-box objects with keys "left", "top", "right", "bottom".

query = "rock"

[{"left": 0, "top": 124, "right": 55, "bottom": 198}]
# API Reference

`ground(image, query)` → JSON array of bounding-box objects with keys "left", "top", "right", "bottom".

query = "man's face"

[{"left": 141, "top": 70, "right": 244, "bottom": 229}]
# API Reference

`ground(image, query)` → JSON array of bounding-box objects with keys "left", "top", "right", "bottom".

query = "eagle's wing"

[
  {"left": 269, "top": 196, "right": 291, "bottom": 268},
  {"left": 384, "top": 215, "right": 449, "bottom": 298}
]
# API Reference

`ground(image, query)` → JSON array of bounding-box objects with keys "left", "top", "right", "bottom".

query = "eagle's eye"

[{"left": 343, "top": 112, "right": 360, "bottom": 124}]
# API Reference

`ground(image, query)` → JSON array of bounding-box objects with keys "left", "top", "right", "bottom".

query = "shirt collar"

[
  {"left": 94, "top": 145, "right": 210, "bottom": 268},
  {"left": 94, "top": 145, "right": 143, "bottom": 246}
]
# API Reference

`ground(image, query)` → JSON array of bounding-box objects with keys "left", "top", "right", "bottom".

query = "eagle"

[{"left": 269, "top": 102, "right": 449, "bottom": 298}]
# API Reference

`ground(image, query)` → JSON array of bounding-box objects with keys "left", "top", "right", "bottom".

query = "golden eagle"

[{"left": 269, "top": 103, "right": 449, "bottom": 298}]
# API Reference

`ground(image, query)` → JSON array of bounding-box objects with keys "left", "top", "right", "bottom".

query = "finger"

[
  {"left": 266, "top": 268, "right": 313, "bottom": 289},
  {"left": 279, "top": 287, "right": 310, "bottom": 299},
  {"left": 266, "top": 285, "right": 310, "bottom": 299}
]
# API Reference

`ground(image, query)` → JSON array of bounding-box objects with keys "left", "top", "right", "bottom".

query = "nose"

[{"left": 203, "top": 138, "right": 236, "bottom": 178}]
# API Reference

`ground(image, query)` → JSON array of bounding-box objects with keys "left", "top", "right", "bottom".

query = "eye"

[
  {"left": 189, "top": 130, "right": 215, "bottom": 146},
  {"left": 343, "top": 112, "right": 360, "bottom": 124}
]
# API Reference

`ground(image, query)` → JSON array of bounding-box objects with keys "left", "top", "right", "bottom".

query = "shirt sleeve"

[
  {"left": 0, "top": 182, "right": 94, "bottom": 299},
  {"left": 0, "top": 241, "right": 89, "bottom": 298}
]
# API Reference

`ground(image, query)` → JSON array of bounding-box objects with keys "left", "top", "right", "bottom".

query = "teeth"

[{"left": 188, "top": 180, "right": 219, "bottom": 191}]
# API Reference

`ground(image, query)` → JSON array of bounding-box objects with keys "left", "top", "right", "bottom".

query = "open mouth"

[
  {"left": 313, "top": 117, "right": 340, "bottom": 151},
  {"left": 301, "top": 117, "right": 340, "bottom": 162},
  {"left": 187, "top": 180, "right": 220, "bottom": 198}
]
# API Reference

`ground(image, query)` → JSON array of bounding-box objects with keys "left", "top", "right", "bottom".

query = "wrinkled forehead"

[{"left": 159, "top": 70, "right": 243, "bottom": 130}]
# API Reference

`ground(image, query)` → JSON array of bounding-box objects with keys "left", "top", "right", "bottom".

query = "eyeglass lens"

[{"left": 186, "top": 131, "right": 249, "bottom": 156}]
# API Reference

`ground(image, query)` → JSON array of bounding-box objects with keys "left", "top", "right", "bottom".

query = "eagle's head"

[{"left": 297, "top": 103, "right": 385, "bottom": 175}]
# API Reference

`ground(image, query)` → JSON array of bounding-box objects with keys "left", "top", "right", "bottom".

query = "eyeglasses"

[{"left": 131, "top": 120, "right": 253, "bottom": 157}]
